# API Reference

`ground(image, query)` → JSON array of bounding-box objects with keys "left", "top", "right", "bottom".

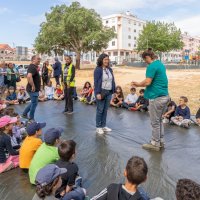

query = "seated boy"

[
  {"left": 176, "top": 179, "right": 200, "bottom": 200},
  {"left": 122, "top": 88, "right": 138, "bottom": 109},
  {"left": 55, "top": 140, "right": 86, "bottom": 199},
  {"left": 129, "top": 89, "right": 149, "bottom": 112},
  {"left": 171, "top": 96, "right": 191, "bottom": 128},
  {"left": 29, "top": 127, "right": 63, "bottom": 184},
  {"left": 162, "top": 99, "right": 177, "bottom": 123},
  {"left": 91, "top": 156, "right": 148, "bottom": 200},
  {"left": 195, "top": 108, "right": 200, "bottom": 126},
  {"left": 19, "top": 121, "right": 46, "bottom": 172}
]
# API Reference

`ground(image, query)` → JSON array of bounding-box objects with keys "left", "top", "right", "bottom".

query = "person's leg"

[
  {"left": 23, "top": 93, "right": 33, "bottom": 117},
  {"left": 29, "top": 92, "right": 39, "bottom": 120},
  {"left": 171, "top": 117, "right": 181, "bottom": 126},
  {"left": 102, "top": 93, "right": 112, "bottom": 128},
  {"left": 0, "top": 159, "right": 14, "bottom": 173},
  {"left": 64, "top": 86, "right": 68, "bottom": 112},
  {"left": 96, "top": 99, "right": 106, "bottom": 128},
  {"left": 181, "top": 119, "right": 191, "bottom": 128},
  {"left": 9, "top": 155, "right": 19, "bottom": 168},
  {"left": 122, "top": 102, "right": 129, "bottom": 109},
  {"left": 67, "top": 87, "right": 74, "bottom": 112}
]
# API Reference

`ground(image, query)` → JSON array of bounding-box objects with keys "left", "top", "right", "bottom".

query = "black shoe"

[
  {"left": 21, "top": 114, "right": 28, "bottom": 119},
  {"left": 62, "top": 109, "right": 68, "bottom": 114}
]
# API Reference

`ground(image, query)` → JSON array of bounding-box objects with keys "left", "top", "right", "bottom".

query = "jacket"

[
  {"left": 53, "top": 61, "right": 62, "bottom": 77},
  {"left": 94, "top": 66, "right": 115, "bottom": 96}
]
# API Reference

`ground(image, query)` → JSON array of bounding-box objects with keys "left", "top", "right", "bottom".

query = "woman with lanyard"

[
  {"left": 7, "top": 63, "right": 20, "bottom": 90},
  {"left": 94, "top": 53, "right": 116, "bottom": 134},
  {"left": 132, "top": 48, "right": 169, "bottom": 151}
]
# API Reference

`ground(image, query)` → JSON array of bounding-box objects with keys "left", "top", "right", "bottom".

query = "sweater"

[{"left": 175, "top": 105, "right": 190, "bottom": 119}]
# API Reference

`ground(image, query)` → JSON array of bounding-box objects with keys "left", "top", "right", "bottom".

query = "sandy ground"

[{"left": 18, "top": 67, "right": 200, "bottom": 114}]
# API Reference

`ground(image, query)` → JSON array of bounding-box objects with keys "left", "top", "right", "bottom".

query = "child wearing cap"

[
  {"left": 19, "top": 121, "right": 46, "bottom": 172},
  {"left": 91, "top": 156, "right": 149, "bottom": 200},
  {"left": 0, "top": 115, "right": 19, "bottom": 173},
  {"left": 29, "top": 128, "right": 63, "bottom": 184},
  {"left": 17, "top": 86, "right": 30, "bottom": 104}
]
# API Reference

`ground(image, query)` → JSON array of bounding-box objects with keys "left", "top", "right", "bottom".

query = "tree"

[
  {"left": 137, "top": 21, "right": 184, "bottom": 59},
  {"left": 34, "top": 2, "right": 115, "bottom": 69}
]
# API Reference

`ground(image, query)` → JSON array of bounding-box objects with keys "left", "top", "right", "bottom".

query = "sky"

[{"left": 0, "top": 0, "right": 200, "bottom": 48}]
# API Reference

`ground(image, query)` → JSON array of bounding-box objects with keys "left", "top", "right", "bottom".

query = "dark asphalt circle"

[{"left": 0, "top": 101, "right": 200, "bottom": 200}]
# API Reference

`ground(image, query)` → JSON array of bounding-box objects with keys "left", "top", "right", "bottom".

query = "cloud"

[{"left": 0, "top": 7, "right": 10, "bottom": 14}]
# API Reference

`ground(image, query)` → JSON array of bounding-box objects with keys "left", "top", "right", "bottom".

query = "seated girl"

[
  {"left": 6, "top": 86, "right": 19, "bottom": 105},
  {"left": 162, "top": 99, "right": 177, "bottom": 123},
  {"left": 38, "top": 90, "right": 47, "bottom": 102},
  {"left": 54, "top": 84, "right": 64, "bottom": 101},
  {"left": 0, "top": 116, "right": 19, "bottom": 174},
  {"left": 44, "top": 80, "right": 54, "bottom": 100},
  {"left": 110, "top": 86, "right": 124, "bottom": 107},
  {"left": 17, "top": 86, "right": 30, "bottom": 104},
  {"left": 80, "top": 82, "right": 92, "bottom": 102}
]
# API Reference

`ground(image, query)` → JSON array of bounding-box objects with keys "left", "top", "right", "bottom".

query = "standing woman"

[
  {"left": 94, "top": 53, "right": 116, "bottom": 134},
  {"left": 41, "top": 62, "right": 48, "bottom": 89},
  {"left": 7, "top": 63, "right": 19, "bottom": 90},
  {"left": 132, "top": 48, "right": 169, "bottom": 151}
]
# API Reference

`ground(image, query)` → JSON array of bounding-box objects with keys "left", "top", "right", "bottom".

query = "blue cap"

[
  {"left": 27, "top": 122, "right": 46, "bottom": 136},
  {"left": 44, "top": 128, "right": 63, "bottom": 144},
  {"left": 35, "top": 164, "right": 67, "bottom": 186}
]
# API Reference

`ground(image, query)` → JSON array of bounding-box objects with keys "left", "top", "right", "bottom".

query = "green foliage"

[
  {"left": 34, "top": 2, "right": 115, "bottom": 69},
  {"left": 137, "top": 21, "right": 184, "bottom": 54}
]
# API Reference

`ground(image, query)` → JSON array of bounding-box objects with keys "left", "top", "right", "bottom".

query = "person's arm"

[
  {"left": 27, "top": 73, "right": 35, "bottom": 92},
  {"left": 5, "top": 136, "right": 19, "bottom": 155},
  {"left": 94, "top": 68, "right": 102, "bottom": 100},
  {"left": 69, "top": 66, "right": 75, "bottom": 83},
  {"left": 174, "top": 107, "right": 179, "bottom": 117},
  {"left": 184, "top": 107, "right": 191, "bottom": 119},
  {"left": 91, "top": 188, "right": 108, "bottom": 200},
  {"left": 165, "top": 105, "right": 176, "bottom": 116}
]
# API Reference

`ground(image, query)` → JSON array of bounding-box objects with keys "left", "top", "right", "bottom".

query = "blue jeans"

[
  {"left": 23, "top": 92, "right": 39, "bottom": 120},
  {"left": 96, "top": 90, "right": 112, "bottom": 128}
]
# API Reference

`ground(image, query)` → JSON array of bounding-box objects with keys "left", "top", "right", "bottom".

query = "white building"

[{"left": 102, "top": 12, "right": 146, "bottom": 64}]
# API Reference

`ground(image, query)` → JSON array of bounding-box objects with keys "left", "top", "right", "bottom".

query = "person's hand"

[
  {"left": 31, "top": 85, "right": 36, "bottom": 92},
  {"left": 96, "top": 94, "right": 102, "bottom": 100},
  {"left": 131, "top": 81, "right": 139, "bottom": 87},
  {"left": 179, "top": 116, "right": 183, "bottom": 121}
]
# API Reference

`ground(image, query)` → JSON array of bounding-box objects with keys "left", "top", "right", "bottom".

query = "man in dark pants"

[
  {"left": 53, "top": 57, "right": 61, "bottom": 85},
  {"left": 22, "top": 55, "right": 41, "bottom": 121},
  {"left": 61, "top": 56, "right": 75, "bottom": 114}
]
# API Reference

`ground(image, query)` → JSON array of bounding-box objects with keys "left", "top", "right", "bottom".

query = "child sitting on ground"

[
  {"left": 17, "top": 86, "right": 30, "bottom": 104},
  {"left": 6, "top": 86, "right": 19, "bottom": 105},
  {"left": 91, "top": 156, "right": 149, "bottom": 200},
  {"left": 45, "top": 80, "right": 54, "bottom": 100},
  {"left": 38, "top": 89, "right": 47, "bottom": 102},
  {"left": 19, "top": 121, "right": 46, "bottom": 172},
  {"left": 0, "top": 116, "right": 19, "bottom": 174},
  {"left": 54, "top": 84, "right": 64, "bottom": 101},
  {"left": 29, "top": 127, "right": 63, "bottom": 184},
  {"left": 171, "top": 96, "right": 191, "bottom": 128},
  {"left": 110, "top": 86, "right": 124, "bottom": 107},
  {"left": 129, "top": 89, "right": 149, "bottom": 112},
  {"left": 195, "top": 108, "right": 200, "bottom": 126},
  {"left": 162, "top": 99, "right": 177, "bottom": 123},
  {"left": 122, "top": 87, "right": 138, "bottom": 109},
  {"left": 80, "top": 82, "right": 92, "bottom": 102}
]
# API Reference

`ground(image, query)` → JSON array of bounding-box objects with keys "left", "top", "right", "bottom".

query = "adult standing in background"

[
  {"left": 132, "top": 48, "right": 169, "bottom": 151},
  {"left": 0, "top": 61, "right": 6, "bottom": 94},
  {"left": 22, "top": 55, "right": 41, "bottom": 121},
  {"left": 61, "top": 56, "right": 75, "bottom": 114},
  {"left": 94, "top": 53, "right": 116, "bottom": 135},
  {"left": 46, "top": 60, "right": 53, "bottom": 82},
  {"left": 53, "top": 57, "right": 62, "bottom": 85},
  {"left": 41, "top": 62, "right": 48, "bottom": 89},
  {"left": 7, "top": 63, "right": 19, "bottom": 90}
]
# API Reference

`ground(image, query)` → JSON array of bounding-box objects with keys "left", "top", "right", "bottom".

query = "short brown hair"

[
  {"left": 176, "top": 179, "right": 200, "bottom": 200},
  {"left": 142, "top": 48, "right": 156, "bottom": 60},
  {"left": 126, "top": 156, "right": 148, "bottom": 185},
  {"left": 180, "top": 96, "right": 188, "bottom": 103},
  {"left": 58, "top": 140, "right": 76, "bottom": 161}
]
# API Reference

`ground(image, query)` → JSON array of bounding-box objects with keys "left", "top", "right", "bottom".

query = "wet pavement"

[{"left": 0, "top": 101, "right": 200, "bottom": 200}]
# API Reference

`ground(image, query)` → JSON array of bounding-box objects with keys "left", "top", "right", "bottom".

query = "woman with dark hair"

[
  {"left": 42, "top": 62, "right": 49, "bottom": 89},
  {"left": 132, "top": 48, "right": 169, "bottom": 151},
  {"left": 94, "top": 53, "right": 116, "bottom": 134},
  {"left": 6, "top": 63, "right": 19, "bottom": 90}
]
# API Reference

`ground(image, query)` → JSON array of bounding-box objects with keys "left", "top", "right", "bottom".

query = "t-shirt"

[
  {"left": 44, "top": 86, "right": 54, "bottom": 96},
  {"left": 0, "top": 132, "right": 19, "bottom": 163},
  {"left": 125, "top": 94, "right": 138, "bottom": 104},
  {"left": 55, "top": 159, "right": 79, "bottom": 188},
  {"left": 29, "top": 143, "right": 59, "bottom": 184},
  {"left": 19, "top": 136, "right": 42, "bottom": 169},
  {"left": 102, "top": 68, "right": 113, "bottom": 90},
  {"left": 145, "top": 60, "right": 168, "bottom": 99},
  {"left": 32, "top": 193, "right": 58, "bottom": 200},
  {"left": 26, "top": 64, "right": 41, "bottom": 93}
]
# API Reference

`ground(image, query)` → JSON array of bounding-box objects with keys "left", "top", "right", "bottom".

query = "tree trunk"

[{"left": 75, "top": 51, "right": 81, "bottom": 70}]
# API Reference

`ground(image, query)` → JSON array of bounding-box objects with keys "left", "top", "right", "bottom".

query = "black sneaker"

[
  {"left": 21, "top": 114, "right": 28, "bottom": 119},
  {"left": 62, "top": 110, "right": 68, "bottom": 114}
]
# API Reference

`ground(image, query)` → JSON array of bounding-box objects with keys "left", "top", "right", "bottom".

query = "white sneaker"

[
  {"left": 96, "top": 128, "right": 104, "bottom": 135},
  {"left": 103, "top": 127, "right": 112, "bottom": 132}
]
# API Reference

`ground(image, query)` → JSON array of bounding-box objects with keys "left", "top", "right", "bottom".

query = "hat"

[
  {"left": 0, "top": 116, "right": 17, "bottom": 128},
  {"left": 27, "top": 122, "right": 46, "bottom": 136},
  {"left": 44, "top": 128, "right": 63, "bottom": 144},
  {"left": 35, "top": 164, "right": 67, "bottom": 186}
]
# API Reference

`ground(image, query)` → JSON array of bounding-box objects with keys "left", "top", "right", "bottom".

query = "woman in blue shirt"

[
  {"left": 94, "top": 54, "right": 116, "bottom": 135},
  {"left": 132, "top": 48, "right": 169, "bottom": 151}
]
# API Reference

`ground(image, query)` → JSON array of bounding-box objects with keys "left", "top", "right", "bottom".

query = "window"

[
  {"left": 134, "top": 44, "right": 136, "bottom": 48},
  {"left": 126, "top": 52, "right": 129, "bottom": 56},
  {"left": 134, "top": 29, "right": 136, "bottom": 32},
  {"left": 128, "top": 35, "right": 131, "bottom": 39},
  {"left": 112, "top": 41, "right": 115, "bottom": 46},
  {"left": 128, "top": 43, "right": 131, "bottom": 47},
  {"left": 134, "top": 37, "right": 137, "bottom": 40},
  {"left": 120, "top": 51, "right": 124, "bottom": 56},
  {"left": 113, "top": 52, "right": 118, "bottom": 56},
  {"left": 106, "top": 20, "right": 109, "bottom": 24}
]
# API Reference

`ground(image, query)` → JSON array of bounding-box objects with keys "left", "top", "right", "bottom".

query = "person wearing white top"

[
  {"left": 122, "top": 88, "right": 138, "bottom": 109},
  {"left": 44, "top": 81, "right": 54, "bottom": 100}
]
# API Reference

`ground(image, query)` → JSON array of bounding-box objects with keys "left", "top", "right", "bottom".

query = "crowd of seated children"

[
  {"left": 129, "top": 89, "right": 149, "bottom": 112},
  {"left": 54, "top": 84, "right": 64, "bottom": 101},
  {"left": 122, "top": 87, "right": 138, "bottom": 109},
  {"left": 80, "top": 82, "right": 92, "bottom": 102},
  {"left": 171, "top": 96, "right": 191, "bottom": 128},
  {"left": 110, "top": 86, "right": 124, "bottom": 107},
  {"left": 6, "top": 86, "right": 19, "bottom": 105},
  {"left": 162, "top": 99, "right": 177, "bottom": 123},
  {"left": 17, "top": 86, "right": 30, "bottom": 104},
  {"left": 45, "top": 80, "right": 55, "bottom": 100}
]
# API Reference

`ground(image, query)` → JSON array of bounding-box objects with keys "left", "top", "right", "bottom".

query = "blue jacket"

[
  {"left": 53, "top": 61, "right": 62, "bottom": 77},
  {"left": 175, "top": 105, "right": 190, "bottom": 119},
  {"left": 6, "top": 93, "right": 17, "bottom": 101},
  {"left": 94, "top": 66, "right": 116, "bottom": 95}
]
